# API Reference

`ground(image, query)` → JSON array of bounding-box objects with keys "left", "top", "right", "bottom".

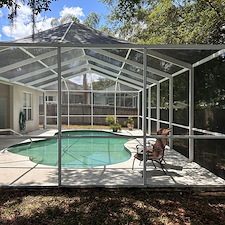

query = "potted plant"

[
  {"left": 106, "top": 115, "right": 121, "bottom": 132},
  {"left": 125, "top": 116, "right": 134, "bottom": 130}
]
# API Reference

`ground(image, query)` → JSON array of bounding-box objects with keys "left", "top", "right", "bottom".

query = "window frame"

[{"left": 23, "top": 92, "right": 33, "bottom": 121}]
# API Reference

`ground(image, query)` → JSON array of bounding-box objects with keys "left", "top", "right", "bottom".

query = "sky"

[{"left": 0, "top": 0, "right": 110, "bottom": 41}]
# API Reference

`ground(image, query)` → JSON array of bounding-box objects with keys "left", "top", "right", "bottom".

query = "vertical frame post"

[
  {"left": 169, "top": 77, "right": 173, "bottom": 148},
  {"left": 137, "top": 92, "right": 140, "bottom": 129},
  {"left": 148, "top": 87, "right": 151, "bottom": 134},
  {"left": 91, "top": 90, "right": 94, "bottom": 126},
  {"left": 156, "top": 83, "right": 160, "bottom": 130},
  {"left": 189, "top": 67, "right": 194, "bottom": 162},
  {"left": 67, "top": 90, "right": 70, "bottom": 127},
  {"left": 43, "top": 92, "right": 46, "bottom": 129},
  {"left": 57, "top": 47, "right": 62, "bottom": 186},
  {"left": 143, "top": 47, "right": 147, "bottom": 185},
  {"left": 114, "top": 83, "right": 117, "bottom": 121}
]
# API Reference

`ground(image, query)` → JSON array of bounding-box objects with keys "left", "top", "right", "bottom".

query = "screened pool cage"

[{"left": 0, "top": 22, "right": 225, "bottom": 187}]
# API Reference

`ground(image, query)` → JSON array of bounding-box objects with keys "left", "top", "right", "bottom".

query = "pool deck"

[{"left": 0, "top": 129, "right": 225, "bottom": 189}]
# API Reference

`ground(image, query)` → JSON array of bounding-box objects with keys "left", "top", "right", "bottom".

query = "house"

[
  {"left": 94, "top": 83, "right": 138, "bottom": 107},
  {"left": 40, "top": 79, "right": 89, "bottom": 105},
  {"left": 0, "top": 81, "right": 41, "bottom": 132}
]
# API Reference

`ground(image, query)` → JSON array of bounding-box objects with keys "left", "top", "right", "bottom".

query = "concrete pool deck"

[{"left": 0, "top": 129, "right": 224, "bottom": 188}]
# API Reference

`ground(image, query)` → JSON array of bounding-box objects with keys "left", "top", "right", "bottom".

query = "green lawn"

[{"left": 0, "top": 188, "right": 224, "bottom": 225}]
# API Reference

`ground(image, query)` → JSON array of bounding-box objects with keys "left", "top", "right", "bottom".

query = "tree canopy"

[
  {"left": 101, "top": 0, "right": 225, "bottom": 44},
  {"left": 51, "top": 12, "right": 100, "bottom": 29},
  {"left": 0, "top": 0, "right": 57, "bottom": 21},
  {"left": 92, "top": 78, "right": 115, "bottom": 90},
  {"left": 100, "top": 0, "right": 225, "bottom": 109}
]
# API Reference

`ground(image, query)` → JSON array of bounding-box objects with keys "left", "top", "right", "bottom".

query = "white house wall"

[
  {"left": 12, "top": 84, "right": 41, "bottom": 133},
  {"left": 0, "top": 83, "right": 11, "bottom": 129}
]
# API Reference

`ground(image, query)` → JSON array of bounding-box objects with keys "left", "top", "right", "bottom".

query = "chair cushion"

[{"left": 134, "top": 153, "right": 144, "bottom": 161}]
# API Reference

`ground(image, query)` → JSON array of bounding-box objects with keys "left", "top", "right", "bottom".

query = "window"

[
  {"left": 70, "top": 94, "right": 84, "bottom": 104},
  {"left": 23, "top": 92, "right": 32, "bottom": 120},
  {"left": 45, "top": 96, "right": 57, "bottom": 102}
]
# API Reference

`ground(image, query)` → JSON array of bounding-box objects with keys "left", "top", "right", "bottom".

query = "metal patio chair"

[
  {"left": 132, "top": 143, "right": 167, "bottom": 174},
  {"left": 131, "top": 127, "right": 172, "bottom": 174}
]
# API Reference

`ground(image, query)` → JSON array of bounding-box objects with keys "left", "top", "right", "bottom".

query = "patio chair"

[
  {"left": 132, "top": 144, "right": 166, "bottom": 174},
  {"left": 132, "top": 128, "right": 171, "bottom": 174}
]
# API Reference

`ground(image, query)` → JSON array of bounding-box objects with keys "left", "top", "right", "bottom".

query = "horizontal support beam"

[
  {"left": 1, "top": 42, "right": 225, "bottom": 50},
  {"left": 86, "top": 55, "right": 156, "bottom": 84},
  {"left": 39, "top": 69, "right": 90, "bottom": 89},
  {"left": 95, "top": 49, "right": 172, "bottom": 79},
  {"left": 90, "top": 64, "right": 144, "bottom": 88},
  {"left": 91, "top": 70, "right": 142, "bottom": 90},
  {"left": 147, "top": 49, "right": 192, "bottom": 69},
  {"left": 26, "top": 62, "right": 89, "bottom": 86}
]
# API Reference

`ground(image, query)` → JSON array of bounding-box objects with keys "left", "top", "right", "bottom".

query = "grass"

[{"left": 0, "top": 188, "right": 225, "bottom": 225}]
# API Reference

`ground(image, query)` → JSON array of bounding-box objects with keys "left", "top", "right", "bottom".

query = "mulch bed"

[{"left": 0, "top": 188, "right": 225, "bottom": 224}]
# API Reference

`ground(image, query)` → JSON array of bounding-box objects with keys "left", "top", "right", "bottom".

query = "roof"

[
  {"left": 44, "top": 79, "right": 85, "bottom": 91},
  {"left": 14, "top": 22, "right": 129, "bottom": 45},
  {"left": 0, "top": 21, "right": 224, "bottom": 92},
  {"left": 105, "top": 83, "right": 137, "bottom": 92}
]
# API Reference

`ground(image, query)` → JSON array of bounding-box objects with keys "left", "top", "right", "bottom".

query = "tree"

[
  {"left": 0, "top": 0, "right": 57, "bottom": 21},
  {"left": 100, "top": 0, "right": 225, "bottom": 44},
  {"left": 100, "top": 0, "right": 225, "bottom": 110},
  {"left": 83, "top": 12, "right": 100, "bottom": 29},
  {"left": 51, "top": 14, "right": 80, "bottom": 27},
  {"left": 1, "top": 0, "right": 57, "bottom": 38},
  {"left": 92, "top": 78, "right": 115, "bottom": 90},
  {"left": 194, "top": 55, "right": 225, "bottom": 108},
  {"left": 51, "top": 12, "right": 100, "bottom": 30},
  {"left": 99, "top": 26, "right": 115, "bottom": 36}
]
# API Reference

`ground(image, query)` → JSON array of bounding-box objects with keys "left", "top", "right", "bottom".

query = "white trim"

[
  {"left": 57, "top": 47, "right": 62, "bottom": 186},
  {"left": 189, "top": 67, "right": 194, "bottom": 162},
  {"left": 1, "top": 42, "right": 225, "bottom": 49},
  {"left": 94, "top": 49, "right": 172, "bottom": 79},
  {"left": 147, "top": 49, "right": 192, "bottom": 69},
  {"left": 193, "top": 49, "right": 225, "bottom": 67},
  {"left": 10, "top": 54, "right": 86, "bottom": 83}
]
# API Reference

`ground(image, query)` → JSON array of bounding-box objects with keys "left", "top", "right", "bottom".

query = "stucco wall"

[
  {"left": 12, "top": 84, "right": 42, "bottom": 133},
  {"left": 0, "top": 83, "right": 10, "bottom": 128}
]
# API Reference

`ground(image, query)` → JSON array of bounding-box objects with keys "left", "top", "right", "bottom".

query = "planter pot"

[{"left": 127, "top": 123, "right": 134, "bottom": 130}]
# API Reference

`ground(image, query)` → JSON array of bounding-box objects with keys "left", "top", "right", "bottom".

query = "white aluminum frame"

[{"left": 0, "top": 41, "right": 225, "bottom": 187}]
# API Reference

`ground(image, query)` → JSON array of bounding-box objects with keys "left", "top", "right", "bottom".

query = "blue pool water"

[{"left": 8, "top": 130, "right": 132, "bottom": 168}]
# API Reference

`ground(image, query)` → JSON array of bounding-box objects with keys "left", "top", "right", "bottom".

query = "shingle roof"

[{"left": 14, "top": 22, "right": 129, "bottom": 44}]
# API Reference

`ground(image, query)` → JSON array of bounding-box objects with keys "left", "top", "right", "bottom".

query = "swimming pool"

[{"left": 8, "top": 130, "right": 132, "bottom": 168}]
